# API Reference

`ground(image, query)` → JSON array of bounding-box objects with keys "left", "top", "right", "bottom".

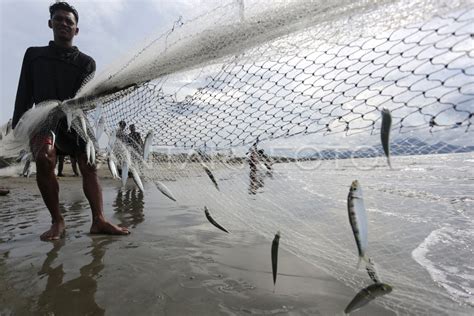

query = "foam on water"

[
  {"left": 412, "top": 226, "right": 474, "bottom": 306},
  {"left": 0, "top": 164, "right": 33, "bottom": 178}
]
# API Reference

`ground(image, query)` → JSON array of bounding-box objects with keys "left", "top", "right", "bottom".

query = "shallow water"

[
  {"left": 0, "top": 174, "right": 391, "bottom": 315},
  {"left": 1, "top": 152, "right": 472, "bottom": 315},
  {"left": 153, "top": 152, "right": 474, "bottom": 315}
]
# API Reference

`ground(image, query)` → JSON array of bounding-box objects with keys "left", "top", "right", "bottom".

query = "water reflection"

[
  {"left": 113, "top": 188, "right": 145, "bottom": 228},
  {"left": 36, "top": 238, "right": 115, "bottom": 315}
]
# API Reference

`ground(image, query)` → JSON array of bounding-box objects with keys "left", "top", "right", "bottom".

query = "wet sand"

[{"left": 0, "top": 167, "right": 393, "bottom": 315}]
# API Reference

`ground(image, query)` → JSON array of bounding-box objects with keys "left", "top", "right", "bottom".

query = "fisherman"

[
  {"left": 57, "top": 155, "right": 79, "bottom": 177},
  {"left": 127, "top": 124, "right": 143, "bottom": 154},
  {"left": 248, "top": 142, "right": 260, "bottom": 194},
  {"left": 11, "top": 2, "right": 129, "bottom": 240},
  {"left": 116, "top": 120, "right": 127, "bottom": 142}
]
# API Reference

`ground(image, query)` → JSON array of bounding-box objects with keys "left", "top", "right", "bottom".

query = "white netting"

[{"left": 1, "top": 0, "right": 473, "bottom": 314}]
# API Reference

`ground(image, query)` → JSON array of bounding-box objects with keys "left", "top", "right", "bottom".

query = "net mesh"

[
  {"left": 87, "top": 5, "right": 473, "bottom": 150},
  {"left": 2, "top": 1, "right": 473, "bottom": 315}
]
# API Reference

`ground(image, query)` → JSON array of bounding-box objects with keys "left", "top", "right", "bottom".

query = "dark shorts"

[{"left": 30, "top": 110, "right": 88, "bottom": 159}]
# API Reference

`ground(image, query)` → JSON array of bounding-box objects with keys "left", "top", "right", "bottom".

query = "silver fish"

[
  {"left": 155, "top": 181, "right": 177, "bottom": 201},
  {"left": 202, "top": 163, "right": 219, "bottom": 191},
  {"left": 271, "top": 231, "right": 280, "bottom": 288},
  {"left": 204, "top": 206, "right": 229, "bottom": 233},
  {"left": 86, "top": 139, "right": 91, "bottom": 164},
  {"left": 107, "top": 152, "right": 120, "bottom": 180},
  {"left": 381, "top": 108, "right": 392, "bottom": 168},
  {"left": 347, "top": 180, "right": 369, "bottom": 267},
  {"left": 143, "top": 130, "right": 154, "bottom": 160},
  {"left": 344, "top": 283, "right": 392, "bottom": 314},
  {"left": 91, "top": 143, "right": 96, "bottom": 166},
  {"left": 107, "top": 130, "right": 116, "bottom": 153},
  {"left": 5, "top": 119, "right": 12, "bottom": 136},
  {"left": 50, "top": 130, "right": 56, "bottom": 147},
  {"left": 131, "top": 167, "right": 144, "bottom": 192},
  {"left": 77, "top": 110, "right": 88, "bottom": 136},
  {"left": 96, "top": 116, "right": 105, "bottom": 141},
  {"left": 366, "top": 257, "right": 381, "bottom": 284},
  {"left": 86, "top": 138, "right": 95, "bottom": 165},
  {"left": 66, "top": 110, "right": 73, "bottom": 131}
]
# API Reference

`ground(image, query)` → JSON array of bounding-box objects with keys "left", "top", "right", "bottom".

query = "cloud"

[{"left": 0, "top": 0, "right": 193, "bottom": 125}]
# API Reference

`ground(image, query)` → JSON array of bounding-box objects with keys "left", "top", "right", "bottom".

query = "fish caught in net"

[{"left": 0, "top": 0, "right": 473, "bottom": 315}]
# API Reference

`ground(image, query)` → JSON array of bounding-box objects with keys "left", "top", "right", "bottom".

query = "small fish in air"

[
  {"left": 5, "top": 119, "right": 12, "bottom": 136},
  {"left": 107, "top": 152, "right": 120, "bottom": 180},
  {"left": 96, "top": 116, "right": 105, "bottom": 141},
  {"left": 204, "top": 206, "right": 229, "bottom": 233},
  {"left": 143, "top": 130, "right": 154, "bottom": 160},
  {"left": 347, "top": 180, "right": 369, "bottom": 268},
  {"left": 155, "top": 181, "right": 177, "bottom": 201},
  {"left": 380, "top": 108, "right": 392, "bottom": 168},
  {"left": 271, "top": 231, "right": 280, "bottom": 290},
  {"left": 344, "top": 283, "right": 392, "bottom": 314},
  {"left": 130, "top": 167, "right": 144, "bottom": 192},
  {"left": 365, "top": 257, "right": 381, "bottom": 284},
  {"left": 202, "top": 164, "right": 219, "bottom": 191}
]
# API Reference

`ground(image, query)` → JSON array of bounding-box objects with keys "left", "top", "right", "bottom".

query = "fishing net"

[{"left": 2, "top": 0, "right": 473, "bottom": 315}]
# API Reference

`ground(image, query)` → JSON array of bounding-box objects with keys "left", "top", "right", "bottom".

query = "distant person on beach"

[
  {"left": 248, "top": 142, "right": 260, "bottom": 194},
  {"left": 11, "top": 2, "right": 129, "bottom": 240},
  {"left": 57, "top": 155, "right": 79, "bottom": 177},
  {"left": 116, "top": 120, "right": 127, "bottom": 142},
  {"left": 127, "top": 124, "right": 143, "bottom": 154}
]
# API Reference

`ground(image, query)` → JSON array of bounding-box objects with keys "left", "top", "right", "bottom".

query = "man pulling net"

[{"left": 11, "top": 2, "right": 130, "bottom": 241}]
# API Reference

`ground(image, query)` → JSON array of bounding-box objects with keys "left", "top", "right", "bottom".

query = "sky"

[{"left": 0, "top": 0, "right": 218, "bottom": 125}]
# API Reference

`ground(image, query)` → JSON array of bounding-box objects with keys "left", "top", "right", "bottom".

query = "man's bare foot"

[
  {"left": 90, "top": 220, "right": 130, "bottom": 235},
  {"left": 40, "top": 220, "right": 66, "bottom": 241}
]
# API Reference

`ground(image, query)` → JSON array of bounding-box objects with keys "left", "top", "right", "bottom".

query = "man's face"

[{"left": 49, "top": 10, "right": 78, "bottom": 42}]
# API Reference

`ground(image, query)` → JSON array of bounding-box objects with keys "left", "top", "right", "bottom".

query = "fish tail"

[{"left": 356, "top": 255, "right": 369, "bottom": 270}]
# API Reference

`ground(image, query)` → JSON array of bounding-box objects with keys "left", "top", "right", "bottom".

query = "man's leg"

[
  {"left": 57, "top": 155, "right": 65, "bottom": 177},
  {"left": 35, "top": 143, "right": 66, "bottom": 241},
  {"left": 76, "top": 153, "right": 129, "bottom": 235}
]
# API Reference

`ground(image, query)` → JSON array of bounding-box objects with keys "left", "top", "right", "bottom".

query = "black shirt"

[{"left": 12, "top": 41, "right": 95, "bottom": 128}]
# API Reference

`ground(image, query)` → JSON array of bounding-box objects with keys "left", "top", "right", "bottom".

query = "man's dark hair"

[{"left": 49, "top": 2, "right": 79, "bottom": 23}]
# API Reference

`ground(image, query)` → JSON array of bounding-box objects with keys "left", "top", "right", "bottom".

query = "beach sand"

[{"left": 0, "top": 166, "right": 394, "bottom": 316}]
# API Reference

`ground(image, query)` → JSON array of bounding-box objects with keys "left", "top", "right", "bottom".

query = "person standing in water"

[
  {"left": 57, "top": 155, "right": 79, "bottom": 177},
  {"left": 127, "top": 124, "right": 143, "bottom": 154},
  {"left": 11, "top": 2, "right": 129, "bottom": 240}
]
